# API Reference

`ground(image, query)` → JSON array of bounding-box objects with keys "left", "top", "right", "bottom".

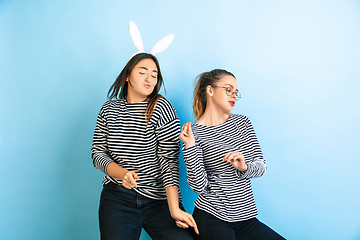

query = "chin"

[{"left": 226, "top": 106, "right": 234, "bottom": 112}]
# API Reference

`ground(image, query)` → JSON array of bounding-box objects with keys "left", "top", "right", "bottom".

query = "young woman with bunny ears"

[
  {"left": 91, "top": 22, "right": 197, "bottom": 240},
  {"left": 179, "top": 69, "right": 284, "bottom": 240}
]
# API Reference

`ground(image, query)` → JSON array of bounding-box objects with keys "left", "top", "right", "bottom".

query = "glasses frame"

[{"left": 213, "top": 86, "right": 241, "bottom": 101}]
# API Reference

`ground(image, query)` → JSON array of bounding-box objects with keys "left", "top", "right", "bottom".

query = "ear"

[{"left": 206, "top": 85, "right": 213, "bottom": 97}]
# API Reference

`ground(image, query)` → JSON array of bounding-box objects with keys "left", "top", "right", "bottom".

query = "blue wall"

[{"left": 1, "top": 1, "right": 359, "bottom": 239}]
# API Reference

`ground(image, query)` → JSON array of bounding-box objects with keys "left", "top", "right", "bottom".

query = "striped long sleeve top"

[
  {"left": 183, "top": 114, "right": 266, "bottom": 222},
  {"left": 91, "top": 97, "right": 181, "bottom": 200}
]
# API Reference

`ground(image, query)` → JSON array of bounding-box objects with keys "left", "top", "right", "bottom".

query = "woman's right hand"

[
  {"left": 179, "top": 122, "right": 195, "bottom": 149},
  {"left": 122, "top": 171, "right": 140, "bottom": 189}
]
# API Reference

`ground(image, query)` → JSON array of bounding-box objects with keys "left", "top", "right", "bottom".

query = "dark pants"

[
  {"left": 99, "top": 182, "right": 195, "bottom": 240},
  {"left": 193, "top": 207, "right": 285, "bottom": 240}
]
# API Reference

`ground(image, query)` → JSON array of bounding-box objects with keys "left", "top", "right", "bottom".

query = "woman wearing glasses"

[{"left": 179, "top": 69, "right": 284, "bottom": 239}]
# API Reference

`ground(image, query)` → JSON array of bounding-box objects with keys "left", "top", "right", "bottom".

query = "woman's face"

[
  {"left": 126, "top": 58, "right": 158, "bottom": 102},
  {"left": 210, "top": 75, "right": 239, "bottom": 112}
]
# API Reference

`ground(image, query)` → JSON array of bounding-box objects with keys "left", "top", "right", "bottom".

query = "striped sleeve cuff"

[
  {"left": 183, "top": 145, "right": 197, "bottom": 165},
  {"left": 236, "top": 162, "right": 253, "bottom": 179},
  {"left": 236, "top": 158, "right": 266, "bottom": 179},
  {"left": 92, "top": 152, "right": 113, "bottom": 175}
]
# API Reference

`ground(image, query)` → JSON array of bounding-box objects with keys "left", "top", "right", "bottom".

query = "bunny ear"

[
  {"left": 150, "top": 34, "right": 175, "bottom": 56},
  {"left": 128, "top": 21, "right": 144, "bottom": 52}
]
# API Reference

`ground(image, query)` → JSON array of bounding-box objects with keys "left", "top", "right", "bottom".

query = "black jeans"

[
  {"left": 98, "top": 182, "right": 195, "bottom": 240},
  {"left": 193, "top": 207, "right": 285, "bottom": 240}
]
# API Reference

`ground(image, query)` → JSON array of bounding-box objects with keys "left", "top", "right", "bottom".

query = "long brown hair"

[
  {"left": 108, "top": 53, "right": 165, "bottom": 123},
  {"left": 193, "top": 69, "right": 235, "bottom": 120}
]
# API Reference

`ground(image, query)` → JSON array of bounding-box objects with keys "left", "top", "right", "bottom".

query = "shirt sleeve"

[
  {"left": 91, "top": 105, "right": 113, "bottom": 174},
  {"left": 183, "top": 142, "right": 210, "bottom": 194},
  {"left": 157, "top": 117, "right": 181, "bottom": 188},
  {"left": 236, "top": 116, "right": 267, "bottom": 179}
]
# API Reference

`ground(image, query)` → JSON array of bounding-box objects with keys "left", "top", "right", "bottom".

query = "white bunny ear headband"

[{"left": 127, "top": 21, "right": 175, "bottom": 62}]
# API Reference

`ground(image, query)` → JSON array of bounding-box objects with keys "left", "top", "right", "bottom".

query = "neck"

[
  {"left": 197, "top": 103, "right": 230, "bottom": 126},
  {"left": 126, "top": 93, "right": 147, "bottom": 104}
]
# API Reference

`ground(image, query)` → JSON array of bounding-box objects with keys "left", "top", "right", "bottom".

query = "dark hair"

[
  {"left": 193, "top": 69, "right": 236, "bottom": 120},
  {"left": 108, "top": 53, "right": 165, "bottom": 123}
]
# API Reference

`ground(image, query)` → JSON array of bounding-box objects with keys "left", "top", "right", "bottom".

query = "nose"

[
  {"left": 231, "top": 92, "right": 237, "bottom": 100},
  {"left": 145, "top": 73, "right": 151, "bottom": 82}
]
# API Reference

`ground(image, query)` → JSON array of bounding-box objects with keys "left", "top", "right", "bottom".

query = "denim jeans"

[
  {"left": 99, "top": 182, "right": 195, "bottom": 240},
  {"left": 192, "top": 207, "right": 285, "bottom": 240}
]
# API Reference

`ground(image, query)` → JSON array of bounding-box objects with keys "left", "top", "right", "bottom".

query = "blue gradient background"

[{"left": 1, "top": 1, "right": 359, "bottom": 239}]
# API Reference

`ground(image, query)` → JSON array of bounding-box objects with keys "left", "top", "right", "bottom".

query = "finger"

[
  {"left": 236, "top": 152, "right": 244, "bottom": 161},
  {"left": 180, "top": 215, "right": 195, "bottom": 228},
  {"left": 132, "top": 172, "right": 140, "bottom": 180},
  {"left": 227, "top": 152, "right": 239, "bottom": 161},
  {"left": 180, "top": 125, "right": 188, "bottom": 136},
  {"left": 182, "top": 127, "right": 189, "bottom": 137},
  {"left": 187, "top": 123, "right": 193, "bottom": 135},
  {"left": 182, "top": 123, "right": 189, "bottom": 132},
  {"left": 227, "top": 152, "right": 237, "bottom": 161},
  {"left": 179, "top": 132, "right": 187, "bottom": 142},
  {"left": 188, "top": 214, "right": 199, "bottom": 235},
  {"left": 224, "top": 151, "right": 232, "bottom": 160},
  {"left": 128, "top": 173, "right": 138, "bottom": 188},
  {"left": 188, "top": 215, "right": 199, "bottom": 234},
  {"left": 231, "top": 152, "right": 244, "bottom": 161},
  {"left": 122, "top": 182, "right": 132, "bottom": 189},
  {"left": 181, "top": 124, "right": 186, "bottom": 133},
  {"left": 176, "top": 220, "right": 189, "bottom": 229}
]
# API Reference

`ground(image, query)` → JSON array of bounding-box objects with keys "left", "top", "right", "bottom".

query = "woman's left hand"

[
  {"left": 223, "top": 151, "right": 248, "bottom": 172},
  {"left": 171, "top": 208, "right": 199, "bottom": 235}
]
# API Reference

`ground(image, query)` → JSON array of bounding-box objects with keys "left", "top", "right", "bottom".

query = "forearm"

[
  {"left": 165, "top": 186, "right": 180, "bottom": 214},
  {"left": 183, "top": 146, "right": 209, "bottom": 194},
  {"left": 106, "top": 162, "right": 128, "bottom": 180},
  {"left": 237, "top": 158, "right": 266, "bottom": 179},
  {"left": 92, "top": 110, "right": 112, "bottom": 174},
  {"left": 165, "top": 186, "right": 199, "bottom": 234},
  {"left": 240, "top": 116, "right": 267, "bottom": 178}
]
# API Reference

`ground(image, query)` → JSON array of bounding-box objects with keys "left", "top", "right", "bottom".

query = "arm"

[
  {"left": 157, "top": 118, "right": 181, "bottom": 188},
  {"left": 91, "top": 106, "right": 139, "bottom": 188},
  {"left": 165, "top": 186, "right": 199, "bottom": 234},
  {"left": 180, "top": 122, "right": 210, "bottom": 194},
  {"left": 91, "top": 107, "right": 113, "bottom": 174},
  {"left": 157, "top": 116, "right": 199, "bottom": 234},
  {"left": 236, "top": 116, "right": 267, "bottom": 179}
]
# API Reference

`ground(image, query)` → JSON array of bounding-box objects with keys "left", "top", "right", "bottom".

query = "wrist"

[
  {"left": 120, "top": 169, "right": 129, "bottom": 180},
  {"left": 169, "top": 206, "right": 181, "bottom": 217},
  {"left": 168, "top": 200, "right": 180, "bottom": 213},
  {"left": 184, "top": 142, "right": 195, "bottom": 149},
  {"left": 238, "top": 163, "right": 248, "bottom": 172}
]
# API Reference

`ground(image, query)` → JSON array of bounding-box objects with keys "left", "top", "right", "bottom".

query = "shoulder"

[
  {"left": 230, "top": 114, "right": 252, "bottom": 127},
  {"left": 231, "top": 113, "right": 249, "bottom": 121},
  {"left": 99, "top": 99, "right": 122, "bottom": 115},
  {"left": 155, "top": 97, "right": 176, "bottom": 112},
  {"left": 151, "top": 97, "right": 179, "bottom": 127},
  {"left": 154, "top": 97, "right": 178, "bottom": 118}
]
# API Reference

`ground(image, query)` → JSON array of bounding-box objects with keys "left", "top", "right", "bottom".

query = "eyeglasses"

[{"left": 213, "top": 86, "right": 241, "bottom": 101}]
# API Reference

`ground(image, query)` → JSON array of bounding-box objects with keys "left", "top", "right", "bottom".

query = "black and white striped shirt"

[
  {"left": 183, "top": 114, "right": 266, "bottom": 222},
  {"left": 91, "top": 97, "right": 181, "bottom": 200}
]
